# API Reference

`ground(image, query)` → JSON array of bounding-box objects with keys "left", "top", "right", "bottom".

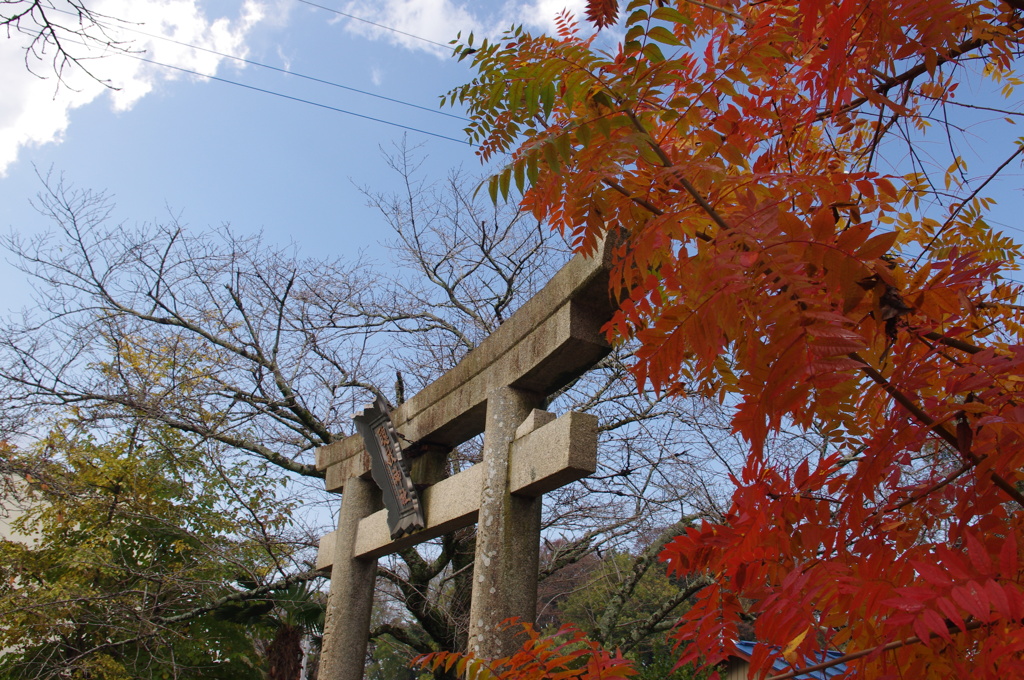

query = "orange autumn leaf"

[{"left": 452, "top": 0, "right": 1024, "bottom": 677}]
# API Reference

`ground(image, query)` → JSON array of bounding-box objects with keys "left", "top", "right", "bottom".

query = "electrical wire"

[
  {"left": 125, "top": 28, "right": 465, "bottom": 121},
  {"left": 50, "top": 5, "right": 468, "bottom": 122},
  {"left": 129, "top": 53, "right": 472, "bottom": 145},
  {"left": 295, "top": 0, "right": 452, "bottom": 49},
  {"left": 54, "top": 31, "right": 472, "bottom": 145}
]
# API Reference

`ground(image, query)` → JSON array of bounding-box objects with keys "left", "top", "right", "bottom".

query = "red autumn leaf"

[
  {"left": 455, "top": 0, "right": 1024, "bottom": 675},
  {"left": 966, "top": 531, "right": 995, "bottom": 576},
  {"left": 912, "top": 560, "right": 954, "bottom": 588},
  {"left": 584, "top": 0, "right": 619, "bottom": 28},
  {"left": 919, "top": 608, "right": 953, "bottom": 642},
  {"left": 984, "top": 579, "right": 1013, "bottom": 621},
  {"left": 935, "top": 596, "right": 967, "bottom": 633},
  {"left": 1000, "top": 532, "right": 1019, "bottom": 580},
  {"left": 951, "top": 583, "right": 991, "bottom": 622}
]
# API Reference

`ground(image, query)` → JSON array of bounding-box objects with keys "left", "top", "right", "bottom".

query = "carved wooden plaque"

[{"left": 353, "top": 396, "right": 425, "bottom": 539}]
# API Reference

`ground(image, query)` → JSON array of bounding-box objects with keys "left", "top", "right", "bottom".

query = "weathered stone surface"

[
  {"left": 409, "top": 445, "right": 449, "bottom": 486},
  {"left": 320, "top": 301, "right": 608, "bottom": 490},
  {"left": 515, "top": 408, "right": 556, "bottom": 440},
  {"left": 315, "top": 531, "right": 335, "bottom": 572},
  {"left": 321, "top": 437, "right": 372, "bottom": 491},
  {"left": 468, "top": 387, "right": 541, "bottom": 659},
  {"left": 314, "top": 237, "right": 618, "bottom": 677},
  {"left": 317, "top": 476, "right": 379, "bottom": 680},
  {"left": 510, "top": 411, "right": 597, "bottom": 498},
  {"left": 316, "top": 411, "right": 598, "bottom": 568},
  {"left": 356, "top": 463, "right": 483, "bottom": 559},
  {"left": 316, "top": 239, "right": 616, "bottom": 490}
]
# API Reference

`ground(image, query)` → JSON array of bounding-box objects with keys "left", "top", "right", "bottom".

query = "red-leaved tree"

[{"left": 440, "top": 0, "right": 1024, "bottom": 677}]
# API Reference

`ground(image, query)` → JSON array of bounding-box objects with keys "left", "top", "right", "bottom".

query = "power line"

[
  {"left": 120, "top": 26, "right": 465, "bottom": 121},
  {"left": 130, "top": 53, "right": 472, "bottom": 146},
  {"left": 49, "top": 9, "right": 475, "bottom": 145},
  {"left": 58, "top": 32, "right": 472, "bottom": 144},
  {"left": 296, "top": 0, "right": 452, "bottom": 49},
  {"left": 52, "top": 6, "right": 467, "bottom": 122}
]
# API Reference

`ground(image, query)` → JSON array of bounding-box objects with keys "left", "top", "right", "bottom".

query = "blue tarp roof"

[{"left": 732, "top": 641, "right": 848, "bottom": 679}]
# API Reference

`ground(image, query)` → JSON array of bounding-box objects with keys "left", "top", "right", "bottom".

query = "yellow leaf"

[{"left": 783, "top": 627, "right": 809, "bottom": 663}]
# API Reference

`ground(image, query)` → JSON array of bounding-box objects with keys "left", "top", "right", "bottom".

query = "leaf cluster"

[
  {"left": 451, "top": 0, "right": 1024, "bottom": 676},
  {"left": 416, "top": 622, "right": 637, "bottom": 680},
  {"left": 0, "top": 416, "right": 301, "bottom": 679}
]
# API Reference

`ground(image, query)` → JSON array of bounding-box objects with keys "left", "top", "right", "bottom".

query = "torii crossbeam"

[{"left": 314, "top": 239, "right": 617, "bottom": 680}]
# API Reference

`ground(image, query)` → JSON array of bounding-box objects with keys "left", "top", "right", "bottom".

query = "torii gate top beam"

[{"left": 315, "top": 238, "right": 617, "bottom": 492}]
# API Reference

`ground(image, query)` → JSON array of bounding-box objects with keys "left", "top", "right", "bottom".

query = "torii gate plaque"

[
  {"left": 353, "top": 396, "right": 424, "bottom": 539},
  {"left": 314, "top": 239, "right": 616, "bottom": 680}
]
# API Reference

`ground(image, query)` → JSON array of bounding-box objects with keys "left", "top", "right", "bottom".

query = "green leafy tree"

[
  {"left": 0, "top": 158, "right": 739, "bottom": 669},
  {"left": 550, "top": 542, "right": 709, "bottom": 680},
  {"left": 0, "top": 411, "right": 309, "bottom": 679},
  {"left": 216, "top": 580, "right": 326, "bottom": 680},
  {"left": 366, "top": 635, "right": 432, "bottom": 680}
]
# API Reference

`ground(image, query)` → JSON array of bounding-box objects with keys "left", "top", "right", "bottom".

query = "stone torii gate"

[{"left": 314, "top": 240, "right": 617, "bottom": 680}]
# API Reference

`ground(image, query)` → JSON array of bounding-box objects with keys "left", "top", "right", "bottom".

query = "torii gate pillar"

[
  {"left": 314, "top": 238, "right": 617, "bottom": 679},
  {"left": 318, "top": 475, "right": 379, "bottom": 680},
  {"left": 469, "top": 386, "right": 543, "bottom": 658}
]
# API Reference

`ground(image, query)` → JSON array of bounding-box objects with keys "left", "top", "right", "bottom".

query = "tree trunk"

[{"left": 267, "top": 624, "right": 303, "bottom": 680}]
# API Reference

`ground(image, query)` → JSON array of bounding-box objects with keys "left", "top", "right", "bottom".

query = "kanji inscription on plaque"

[{"left": 353, "top": 396, "right": 425, "bottom": 539}]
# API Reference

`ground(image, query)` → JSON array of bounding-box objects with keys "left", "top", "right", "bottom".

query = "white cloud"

[
  {"left": 276, "top": 45, "right": 294, "bottom": 71},
  {"left": 334, "top": 0, "right": 594, "bottom": 57},
  {"left": 0, "top": 0, "right": 269, "bottom": 176},
  {"left": 338, "top": 0, "right": 483, "bottom": 56},
  {"left": 512, "top": 0, "right": 589, "bottom": 34}
]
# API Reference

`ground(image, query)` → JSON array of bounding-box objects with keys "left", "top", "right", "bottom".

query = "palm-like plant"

[{"left": 216, "top": 579, "right": 326, "bottom": 680}]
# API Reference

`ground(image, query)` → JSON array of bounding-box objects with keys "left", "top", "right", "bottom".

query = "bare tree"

[
  {"left": 349, "top": 146, "right": 776, "bottom": 662},
  {"left": 0, "top": 147, "right": 790, "bottom": 675},
  {"left": 2, "top": 0, "right": 132, "bottom": 86}
]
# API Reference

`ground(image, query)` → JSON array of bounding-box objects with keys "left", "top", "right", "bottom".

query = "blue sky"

[
  {"left": 3, "top": 0, "right": 1023, "bottom": 316},
  {"left": 0, "top": 0, "right": 595, "bottom": 312}
]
